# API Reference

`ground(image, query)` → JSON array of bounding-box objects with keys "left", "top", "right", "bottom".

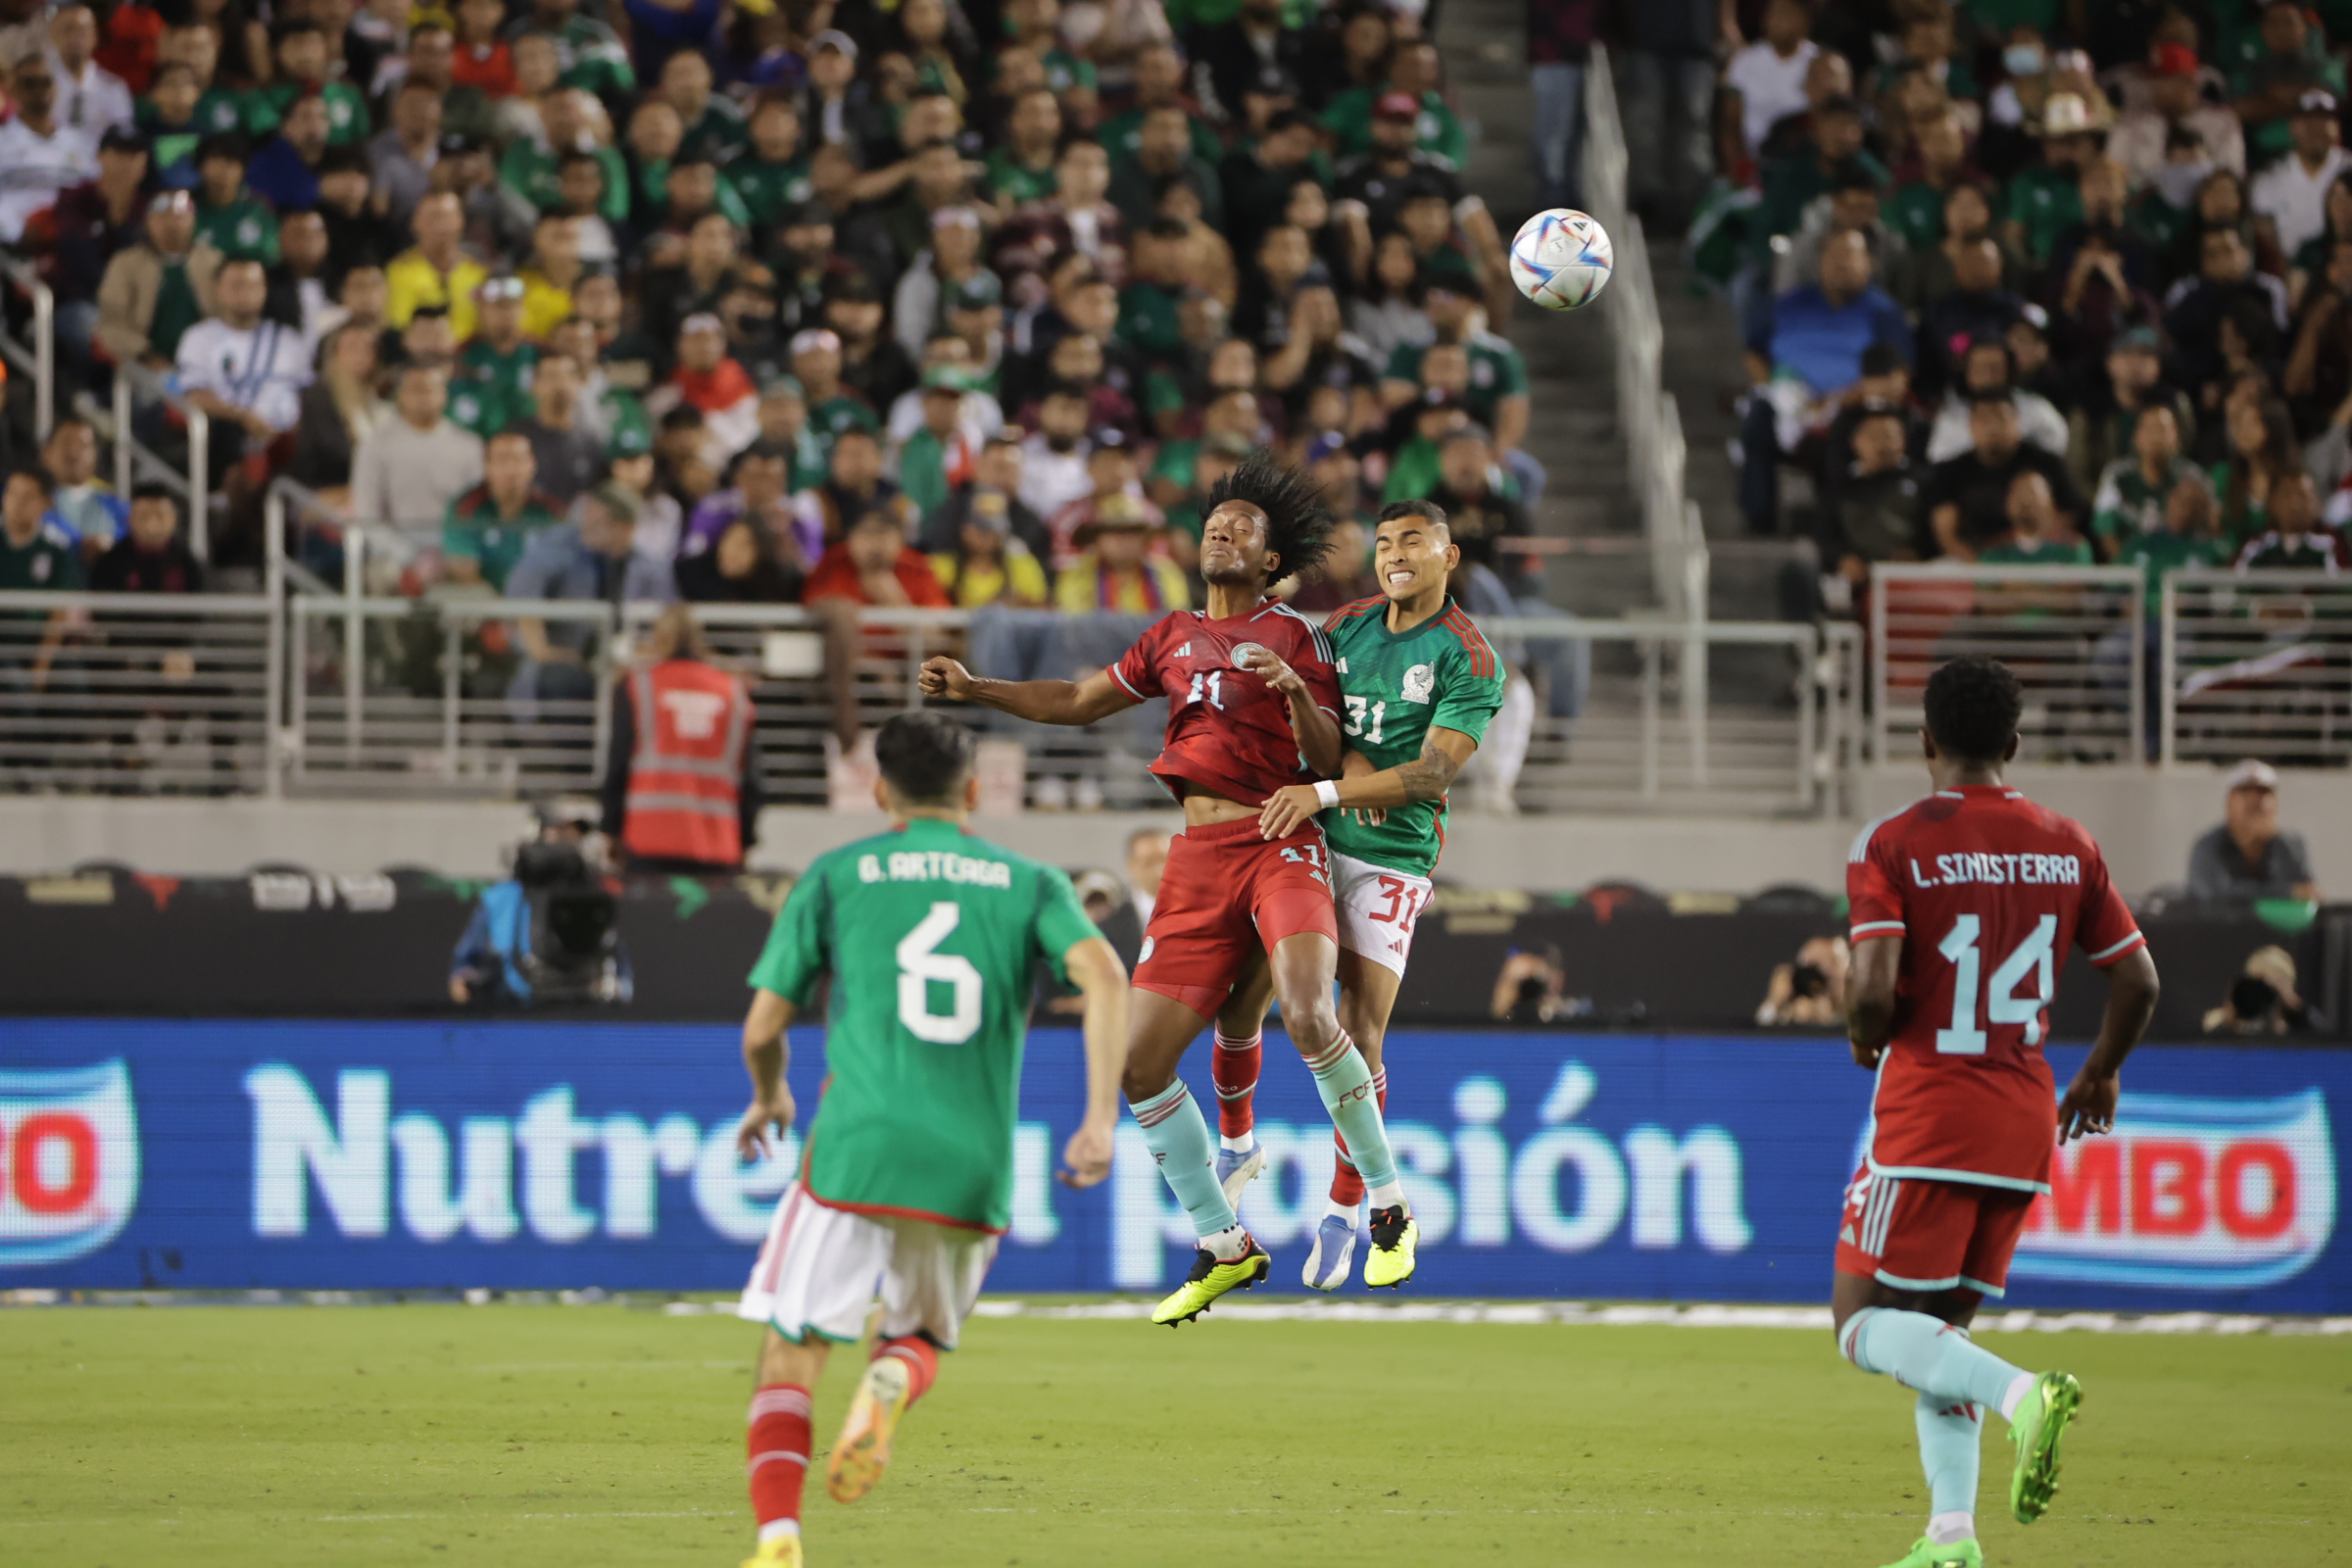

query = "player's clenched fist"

[
  {"left": 1057, "top": 1118, "right": 1114, "bottom": 1189},
  {"left": 918, "top": 656, "right": 974, "bottom": 701}
]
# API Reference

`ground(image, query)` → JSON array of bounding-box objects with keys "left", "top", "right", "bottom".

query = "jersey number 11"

[{"left": 1934, "top": 913, "right": 2058, "bottom": 1054}]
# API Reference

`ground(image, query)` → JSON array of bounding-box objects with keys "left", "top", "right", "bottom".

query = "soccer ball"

[{"left": 1509, "top": 209, "right": 1613, "bottom": 312}]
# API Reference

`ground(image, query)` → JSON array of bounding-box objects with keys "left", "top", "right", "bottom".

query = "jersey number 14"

[
  {"left": 899, "top": 902, "right": 983, "bottom": 1044},
  {"left": 1934, "top": 912, "right": 2057, "bottom": 1054}
]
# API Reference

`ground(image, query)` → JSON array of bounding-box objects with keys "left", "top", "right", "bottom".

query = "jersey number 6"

[
  {"left": 1935, "top": 912, "right": 2058, "bottom": 1054},
  {"left": 899, "top": 902, "right": 984, "bottom": 1044}
]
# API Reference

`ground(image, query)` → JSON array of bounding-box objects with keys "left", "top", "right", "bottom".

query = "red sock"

[
  {"left": 1329, "top": 1070, "right": 1388, "bottom": 1206},
  {"left": 1211, "top": 1027, "right": 1261, "bottom": 1140},
  {"left": 874, "top": 1336, "right": 939, "bottom": 1403},
  {"left": 746, "top": 1384, "right": 812, "bottom": 1533}
]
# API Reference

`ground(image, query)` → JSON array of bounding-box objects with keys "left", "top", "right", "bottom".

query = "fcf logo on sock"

[{"left": 0, "top": 1060, "right": 142, "bottom": 1265}]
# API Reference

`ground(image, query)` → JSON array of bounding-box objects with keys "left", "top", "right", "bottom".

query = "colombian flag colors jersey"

[
  {"left": 1846, "top": 786, "right": 2145, "bottom": 1193},
  {"left": 1109, "top": 599, "right": 1342, "bottom": 806}
]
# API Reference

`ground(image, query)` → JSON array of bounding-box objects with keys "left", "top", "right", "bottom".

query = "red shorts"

[
  {"left": 1134, "top": 816, "right": 1339, "bottom": 1020},
  {"left": 1834, "top": 1164, "right": 2034, "bottom": 1298}
]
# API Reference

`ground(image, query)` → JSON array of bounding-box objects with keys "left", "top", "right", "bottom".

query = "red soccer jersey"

[
  {"left": 1109, "top": 600, "right": 1342, "bottom": 804},
  {"left": 1846, "top": 785, "right": 2145, "bottom": 1193}
]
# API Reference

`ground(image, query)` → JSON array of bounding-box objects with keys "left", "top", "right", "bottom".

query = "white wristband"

[{"left": 1313, "top": 780, "right": 1342, "bottom": 810}]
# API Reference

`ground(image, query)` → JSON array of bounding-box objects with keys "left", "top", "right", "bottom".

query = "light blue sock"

[
  {"left": 1914, "top": 1390, "right": 1983, "bottom": 1524},
  {"left": 1302, "top": 1030, "right": 1400, "bottom": 1199},
  {"left": 1128, "top": 1081, "right": 1239, "bottom": 1242},
  {"left": 1843, "top": 1308, "right": 2030, "bottom": 1416}
]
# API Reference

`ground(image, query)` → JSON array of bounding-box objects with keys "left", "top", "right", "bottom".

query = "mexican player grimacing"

[
  {"left": 730, "top": 711, "right": 1129, "bottom": 1568},
  {"left": 1239, "top": 499, "right": 1504, "bottom": 1290},
  {"left": 1836, "top": 656, "right": 2161, "bottom": 1568},
  {"left": 919, "top": 452, "right": 1423, "bottom": 1325}
]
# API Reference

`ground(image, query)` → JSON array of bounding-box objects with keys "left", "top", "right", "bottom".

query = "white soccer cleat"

[
  {"left": 1215, "top": 1139, "right": 1265, "bottom": 1208},
  {"left": 1302, "top": 1212, "right": 1358, "bottom": 1291}
]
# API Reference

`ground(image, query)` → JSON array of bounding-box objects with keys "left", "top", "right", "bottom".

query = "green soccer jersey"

[
  {"left": 1319, "top": 596, "right": 1506, "bottom": 876},
  {"left": 450, "top": 340, "right": 540, "bottom": 437},
  {"left": 748, "top": 817, "right": 1099, "bottom": 1231},
  {"left": 197, "top": 191, "right": 279, "bottom": 263}
]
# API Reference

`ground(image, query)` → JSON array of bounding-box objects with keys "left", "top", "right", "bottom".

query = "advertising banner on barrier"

[{"left": 1, "top": 1021, "right": 2343, "bottom": 1313}]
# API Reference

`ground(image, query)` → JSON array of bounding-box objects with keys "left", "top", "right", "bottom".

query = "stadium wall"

[
  {"left": 2, "top": 1022, "right": 2341, "bottom": 1314},
  {"left": 9, "top": 762, "right": 2352, "bottom": 895}
]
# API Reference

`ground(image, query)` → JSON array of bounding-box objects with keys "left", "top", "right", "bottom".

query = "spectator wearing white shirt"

[
  {"left": 1016, "top": 383, "right": 1095, "bottom": 521},
  {"left": 2251, "top": 91, "right": 2350, "bottom": 264},
  {"left": 1722, "top": 0, "right": 1819, "bottom": 161},
  {"left": 0, "top": 54, "right": 99, "bottom": 243},
  {"left": 172, "top": 258, "right": 314, "bottom": 473},
  {"left": 350, "top": 362, "right": 487, "bottom": 544},
  {"left": 44, "top": 4, "right": 131, "bottom": 146}
]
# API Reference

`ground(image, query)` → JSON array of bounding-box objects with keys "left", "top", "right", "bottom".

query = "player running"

[
  {"left": 731, "top": 712, "right": 1128, "bottom": 1568},
  {"left": 917, "top": 452, "right": 1421, "bottom": 1324},
  {"left": 1837, "top": 657, "right": 2159, "bottom": 1568},
  {"left": 1218, "top": 500, "right": 1503, "bottom": 1290}
]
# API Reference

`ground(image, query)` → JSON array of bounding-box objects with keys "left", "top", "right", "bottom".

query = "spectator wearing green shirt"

[
  {"left": 2001, "top": 91, "right": 2106, "bottom": 264},
  {"left": 1117, "top": 219, "right": 1192, "bottom": 366},
  {"left": 1980, "top": 469, "right": 2094, "bottom": 567},
  {"left": 1382, "top": 390, "right": 1471, "bottom": 506},
  {"left": 1379, "top": 278, "right": 1536, "bottom": 505},
  {"left": 2090, "top": 404, "right": 2195, "bottom": 554},
  {"left": 193, "top": 133, "right": 278, "bottom": 263},
  {"left": 2230, "top": 0, "right": 2346, "bottom": 163},
  {"left": 658, "top": 48, "right": 747, "bottom": 163},
  {"left": 1884, "top": 111, "right": 1972, "bottom": 253},
  {"left": 450, "top": 276, "right": 541, "bottom": 437},
  {"left": 502, "top": 88, "right": 630, "bottom": 223},
  {"left": 1323, "top": 40, "right": 1464, "bottom": 166},
  {"left": 894, "top": 368, "right": 976, "bottom": 522},
  {"left": 723, "top": 95, "right": 815, "bottom": 240},
  {"left": 251, "top": 22, "right": 369, "bottom": 146},
  {"left": 987, "top": 88, "right": 1062, "bottom": 207},
  {"left": 442, "top": 428, "right": 566, "bottom": 590},
  {"left": 2119, "top": 470, "right": 2229, "bottom": 612},
  {"left": 790, "top": 328, "right": 882, "bottom": 456},
  {"left": 506, "top": 0, "right": 635, "bottom": 100},
  {"left": 1097, "top": 44, "right": 1222, "bottom": 168}
]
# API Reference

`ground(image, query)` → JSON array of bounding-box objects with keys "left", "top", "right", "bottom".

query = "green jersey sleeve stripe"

[{"left": 1441, "top": 607, "right": 1497, "bottom": 678}]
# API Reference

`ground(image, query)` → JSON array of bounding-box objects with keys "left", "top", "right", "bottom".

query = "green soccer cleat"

[
  {"left": 1876, "top": 1535, "right": 1983, "bottom": 1568},
  {"left": 1362, "top": 1204, "right": 1418, "bottom": 1289},
  {"left": 1151, "top": 1238, "right": 1271, "bottom": 1325},
  {"left": 2007, "top": 1369, "right": 2084, "bottom": 1524}
]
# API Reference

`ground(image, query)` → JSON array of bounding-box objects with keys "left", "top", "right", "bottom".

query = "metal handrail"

[
  {"left": 107, "top": 360, "right": 211, "bottom": 564},
  {"left": 1582, "top": 46, "right": 1708, "bottom": 625},
  {"left": 0, "top": 255, "right": 55, "bottom": 443},
  {"left": 2158, "top": 565, "right": 2352, "bottom": 768}
]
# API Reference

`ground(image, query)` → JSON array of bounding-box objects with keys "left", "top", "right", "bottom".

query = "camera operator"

[
  {"left": 1756, "top": 934, "right": 1850, "bottom": 1026},
  {"left": 2202, "top": 945, "right": 2326, "bottom": 1035},
  {"left": 449, "top": 798, "right": 632, "bottom": 1005}
]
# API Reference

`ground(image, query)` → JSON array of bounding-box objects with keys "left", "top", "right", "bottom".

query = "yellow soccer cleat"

[
  {"left": 741, "top": 1531, "right": 804, "bottom": 1567},
  {"left": 2007, "top": 1369, "right": 2084, "bottom": 1524},
  {"left": 1152, "top": 1237, "right": 1271, "bottom": 1325},
  {"left": 1363, "top": 1204, "right": 1418, "bottom": 1289},
  {"left": 825, "top": 1355, "right": 912, "bottom": 1504}
]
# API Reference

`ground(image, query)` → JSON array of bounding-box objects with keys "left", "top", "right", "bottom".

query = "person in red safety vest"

[{"left": 602, "top": 602, "right": 764, "bottom": 872}]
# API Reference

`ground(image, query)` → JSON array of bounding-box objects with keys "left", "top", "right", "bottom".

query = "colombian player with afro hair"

[{"left": 921, "top": 451, "right": 1427, "bottom": 1321}]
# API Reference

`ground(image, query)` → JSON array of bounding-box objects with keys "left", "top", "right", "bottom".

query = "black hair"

[
  {"left": 7, "top": 464, "right": 56, "bottom": 495},
  {"left": 1206, "top": 450, "right": 1336, "bottom": 580},
  {"left": 130, "top": 483, "right": 182, "bottom": 519},
  {"left": 659, "top": 405, "right": 708, "bottom": 430},
  {"left": 1377, "top": 498, "right": 1451, "bottom": 536},
  {"left": 876, "top": 710, "right": 976, "bottom": 807},
  {"left": 1923, "top": 656, "right": 2022, "bottom": 763}
]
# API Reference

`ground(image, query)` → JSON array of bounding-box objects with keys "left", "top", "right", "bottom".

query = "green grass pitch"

[{"left": 5, "top": 1302, "right": 2346, "bottom": 1567}]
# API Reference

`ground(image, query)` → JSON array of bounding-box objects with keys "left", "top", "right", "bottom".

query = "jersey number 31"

[
  {"left": 899, "top": 902, "right": 983, "bottom": 1044},
  {"left": 1935, "top": 912, "right": 2057, "bottom": 1054}
]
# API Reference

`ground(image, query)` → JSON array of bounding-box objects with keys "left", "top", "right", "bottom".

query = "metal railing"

[
  {"left": 0, "top": 589, "right": 275, "bottom": 791},
  {"left": 1869, "top": 564, "right": 2145, "bottom": 763},
  {"left": 1583, "top": 45, "right": 1708, "bottom": 624},
  {"left": 2162, "top": 567, "right": 2352, "bottom": 766},
  {"left": 0, "top": 256, "right": 55, "bottom": 443},
  {"left": 102, "top": 362, "right": 212, "bottom": 564}
]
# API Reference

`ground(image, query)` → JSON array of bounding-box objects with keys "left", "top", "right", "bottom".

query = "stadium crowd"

[
  {"left": 0, "top": 0, "right": 1554, "bottom": 664},
  {"left": 1673, "top": 0, "right": 2352, "bottom": 613}
]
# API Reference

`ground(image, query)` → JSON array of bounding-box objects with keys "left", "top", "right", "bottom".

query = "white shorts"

[
  {"left": 1331, "top": 852, "right": 1434, "bottom": 978},
  {"left": 736, "top": 1183, "right": 1000, "bottom": 1348}
]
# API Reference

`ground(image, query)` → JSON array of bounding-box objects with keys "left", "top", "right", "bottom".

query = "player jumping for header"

[
  {"left": 731, "top": 712, "right": 1128, "bottom": 1568},
  {"left": 1838, "top": 657, "right": 2159, "bottom": 1568},
  {"left": 918, "top": 452, "right": 1421, "bottom": 1324},
  {"left": 1216, "top": 500, "right": 1503, "bottom": 1290}
]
